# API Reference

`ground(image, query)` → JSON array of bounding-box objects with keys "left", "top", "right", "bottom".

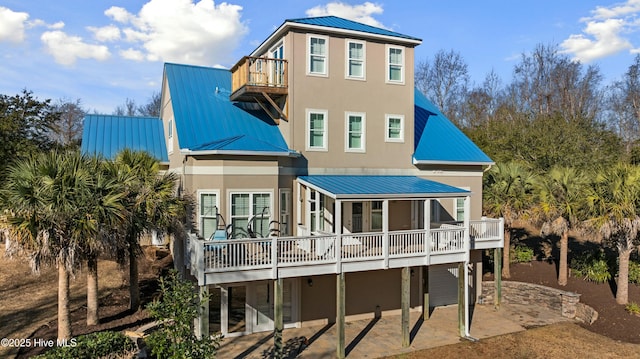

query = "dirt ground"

[
  {"left": 3, "top": 227, "right": 640, "bottom": 358},
  {"left": 0, "top": 244, "right": 171, "bottom": 358}
]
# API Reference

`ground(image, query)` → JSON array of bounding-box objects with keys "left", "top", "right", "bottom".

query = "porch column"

[
  {"left": 197, "top": 285, "right": 209, "bottom": 339},
  {"left": 422, "top": 266, "right": 429, "bottom": 319},
  {"left": 494, "top": 247, "right": 502, "bottom": 309},
  {"left": 274, "top": 278, "right": 284, "bottom": 358},
  {"left": 382, "top": 199, "right": 389, "bottom": 269},
  {"left": 337, "top": 272, "right": 346, "bottom": 359},
  {"left": 401, "top": 267, "right": 410, "bottom": 348},
  {"left": 424, "top": 199, "right": 431, "bottom": 258},
  {"left": 457, "top": 262, "right": 465, "bottom": 337}
]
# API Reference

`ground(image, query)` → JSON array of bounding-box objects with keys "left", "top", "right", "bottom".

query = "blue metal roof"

[
  {"left": 164, "top": 63, "right": 295, "bottom": 155},
  {"left": 298, "top": 175, "right": 469, "bottom": 199},
  {"left": 81, "top": 115, "right": 168, "bottom": 162},
  {"left": 413, "top": 89, "right": 493, "bottom": 165},
  {"left": 286, "top": 16, "right": 421, "bottom": 42}
]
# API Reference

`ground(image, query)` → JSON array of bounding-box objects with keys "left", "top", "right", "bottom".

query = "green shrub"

[
  {"left": 626, "top": 302, "right": 640, "bottom": 316},
  {"left": 510, "top": 245, "right": 534, "bottom": 263},
  {"left": 571, "top": 251, "right": 612, "bottom": 283},
  {"left": 145, "top": 270, "right": 220, "bottom": 359},
  {"left": 629, "top": 260, "right": 640, "bottom": 285},
  {"left": 33, "top": 331, "right": 135, "bottom": 359}
]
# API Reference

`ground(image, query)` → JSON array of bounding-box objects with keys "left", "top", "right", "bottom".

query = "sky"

[{"left": 1, "top": 0, "right": 640, "bottom": 113}]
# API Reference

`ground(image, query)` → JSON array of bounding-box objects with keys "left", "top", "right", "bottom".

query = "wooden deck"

[{"left": 186, "top": 219, "right": 504, "bottom": 285}]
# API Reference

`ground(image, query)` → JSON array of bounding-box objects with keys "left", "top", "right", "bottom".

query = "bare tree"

[
  {"left": 416, "top": 49, "right": 470, "bottom": 125},
  {"left": 51, "top": 98, "right": 85, "bottom": 148},
  {"left": 138, "top": 91, "right": 161, "bottom": 117},
  {"left": 113, "top": 98, "right": 138, "bottom": 116},
  {"left": 607, "top": 55, "right": 640, "bottom": 155},
  {"left": 508, "top": 43, "right": 602, "bottom": 122}
]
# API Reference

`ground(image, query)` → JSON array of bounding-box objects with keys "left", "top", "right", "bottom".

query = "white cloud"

[
  {"left": 305, "top": 1, "right": 386, "bottom": 28},
  {"left": 120, "top": 48, "right": 145, "bottom": 61},
  {"left": 104, "top": 0, "right": 248, "bottom": 66},
  {"left": 561, "top": 0, "right": 640, "bottom": 62},
  {"left": 41, "top": 31, "right": 111, "bottom": 66},
  {"left": 0, "top": 6, "right": 29, "bottom": 43},
  {"left": 88, "top": 25, "right": 121, "bottom": 42}
]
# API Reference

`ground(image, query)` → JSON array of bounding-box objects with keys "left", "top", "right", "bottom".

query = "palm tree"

[
  {"left": 587, "top": 163, "right": 640, "bottom": 305},
  {"left": 2, "top": 151, "right": 97, "bottom": 339},
  {"left": 83, "top": 158, "right": 129, "bottom": 325},
  {"left": 533, "top": 166, "right": 588, "bottom": 286},
  {"left": 114, "top": 149, "right": 182, "bottom": 311},
  {"left": 483, "top": 161, "right": 535, "bottom": 278}
]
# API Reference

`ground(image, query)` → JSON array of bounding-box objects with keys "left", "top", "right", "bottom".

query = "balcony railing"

[
  {"left": 230, "top": 56, "right": 288, "bottom": 102},
  {"left": 185, "top": 218, "right": 504, "bottom": 284}
]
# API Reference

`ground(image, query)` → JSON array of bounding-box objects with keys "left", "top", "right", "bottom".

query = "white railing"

[
  {"left": 470, "top": 218, "right": 504, "bottom": 242},
  {"left": 187, "top": 219, "right": 503, "bottom": 274},
  {"left": 341, "top": 232, "right": 383, "bottom": 260},
  {"left": 389, "top": 229, "right": 425, "bottom": 256}
]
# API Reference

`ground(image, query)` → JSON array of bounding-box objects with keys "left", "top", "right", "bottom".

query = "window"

[
  {"left": 371, "top": 201, "right": 383, "bottom": 231},
  {"left": 346, "top": 40, "right": 365, "bottom": 79},
  {"left": 385, "top": 114, "right": 404, "bottom": 142},
  {"left": 308, "top": 36, "right": 328, "bottom": 75},
  {"left": 307, "top": 109, "right": 328, "bottom": 151},
  {"left": 279, "top": 189, "right": 291, "bottom": 236},
  {"left": 309, "top": 190, "right": 325, "bottom": 232},
  {"left": 455, "top": 198, "right": 465, "bottom": 222},
  {"left": 167, "top": 119, "right": 174, "bottom": 153},
  {"left": 345, "top": 112, "right": 365, "bottom": 152},
  {"left": 387, "top": 46, "right": 404, "bottom": 83},
  {"left": 230, "top": 192, "right": 272, "bottom": 238},
  {"left": 199, "top": 192, "right": 218, "bottom": 240}
]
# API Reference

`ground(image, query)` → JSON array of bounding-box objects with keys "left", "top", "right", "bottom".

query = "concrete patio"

[{"left": 215, "top": 302, "right": 572, "bottom": 358}]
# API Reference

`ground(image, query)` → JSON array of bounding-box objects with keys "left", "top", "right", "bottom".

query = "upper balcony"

[{"left": 230, "top": 57, "right": 288, "bottom": 123}]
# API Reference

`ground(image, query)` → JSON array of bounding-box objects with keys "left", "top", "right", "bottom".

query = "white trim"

[
  {"left": 345, "top": 39, "right": 366, "bottom": 80},
  {"left": 344, "top": 112, "right": 366, "bottom": 153},
  {"left": 306, "top": 108, "right": 328, "bottom": 151},
  {"left": 412, "top": 158, "right": 495, "bottom": 166},
  {"left": 385, "top": 114, "right": 405, "bottom": 143},
  {"left": 386, "top": 45, "right": 405, "bottom": 85},
  {"left": 185, "top": 166, "right": 280, "bottom": 176},
  {"left": 180, "top": 148, "right": 299, "bottom": 157},
  {"left": 197, "top": 190, "right": 220, "bottom": 240},
  {"left": 307, "top": 34, "right": 328, "bottom": 77},
  {"left": 250, "top": 21, "right": 421, "bottom": 56}
]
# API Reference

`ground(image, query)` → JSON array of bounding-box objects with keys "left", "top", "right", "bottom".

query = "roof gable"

[
  {"left": 163, "top": 63, "right": 294, "bottom": 155},
  {"left": 413, "top": 89, "right": 493, "bottom": 165},
  {"left": 81, "top": 115, "right": 168, "bottom": 162}
]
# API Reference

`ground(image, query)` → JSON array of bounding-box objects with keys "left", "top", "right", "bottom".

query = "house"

[{"left": 82, "top": 16, "right": 503, "bottom": 358}]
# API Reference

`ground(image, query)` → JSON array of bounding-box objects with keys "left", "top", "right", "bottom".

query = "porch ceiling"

[{"left": 297, "top": 175, "right": 470, "bottom": 200}]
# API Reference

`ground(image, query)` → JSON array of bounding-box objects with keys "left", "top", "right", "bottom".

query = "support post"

[
  {"left": 457, "top": 262, "right": 465, "bottom": 337},
  {"left": 401, "top": 267, "right": 411, "bottom": 347},
  {"left": 422, "top": 266, "right": 429, "bottom": 319},
  {"left": 382, "top": 199, "right": 389, "bottom": 269},
  {"left": 337, "top": 272, "right": 346, "bottom": 359},
  {"left": 274, "top": 278, "right": 284, "bottom": 358},
  {"left": 197, "top": 285, "right": 209, "bottom": 339},
  {"left": 494, "top": 247, "right": 502, "bottom": 309}
]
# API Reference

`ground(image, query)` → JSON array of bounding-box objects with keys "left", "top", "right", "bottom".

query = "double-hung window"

[
  {"left": 230, "top": 192, "right": 272, "bottom": 238},
  {"left": 308, "top": 35, "right": 328, "bottom": 75},
  {"left": 345, "top": 112, "right": 365, "bottom": 152},
  {"left": 346, "top": 40, "right": 365, "bottom": 79},
  {"left": 387, "top": 46, "right": 404, "bottom": 83},
  {"left": 307, "top": 109, "right": 327, "bottom": 151},
  {"left": 385, "top": 114, "right": 404, "bottom": 142},
  {"left": 167, "top": 119, "right": 174, "bottom": 153},
  {"left": 371, "top": 201, "right": 383, "bottom": 231},
  {"left": 199, "top": 191, "right": 218, "bottom": 240}
]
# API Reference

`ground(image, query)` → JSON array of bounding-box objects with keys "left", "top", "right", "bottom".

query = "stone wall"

[{"left": 480, "top": 281, "right": 598, "bottom": 324}]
